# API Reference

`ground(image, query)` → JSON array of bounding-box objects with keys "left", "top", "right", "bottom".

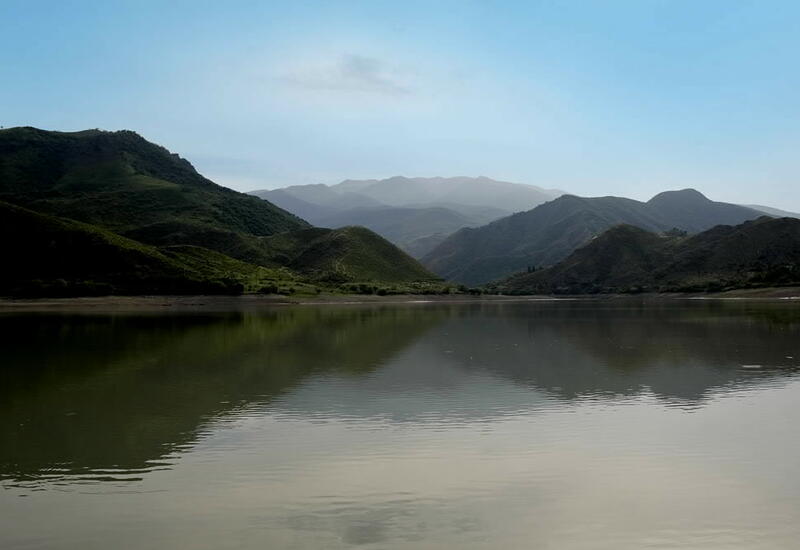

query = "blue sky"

[{"left": 2, "top": 0, "right": 799, "bottom": 208}]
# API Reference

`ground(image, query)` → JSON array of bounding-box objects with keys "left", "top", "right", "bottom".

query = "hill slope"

[
  {"left": 646, "top": 189, "right": 761, "bottom": 232},
  {"left": 746, "top": 204, "right": 800, "bottom": 219},
  {"left": 422, "top": 189, "right": 766, "bottom": 285},
  {"left": 0, "top": 127, "right": 308, "bottom": 264},
  {"left": 0, "top": 127, "right": 439, "bottom": 289},
  {"left": 497, "top": 217, "right": 800, "bottom": 294},
  {"left": 262, "top": 226, "right": 437, "bottom": 282},
  {"left": 0, "top": 201, "right": 295, "bottom": 296}
]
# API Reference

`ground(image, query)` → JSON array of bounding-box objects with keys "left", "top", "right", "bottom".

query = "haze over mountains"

[
  {"left": 421, "top": 189, "right": 773, "bottom": 285},
  {"left": 250, "top": 177, "right": 562, "bottom": 257},
  {"left": 1, "top": 126, "right": 797, "bottom": 297},
  {"left": 746, "top": 204, "right": 800, "bottom": 219}
]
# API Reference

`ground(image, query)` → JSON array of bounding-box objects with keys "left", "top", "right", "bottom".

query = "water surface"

[{"left": 2, "top": 299, "right": 800, "bottom": 549}]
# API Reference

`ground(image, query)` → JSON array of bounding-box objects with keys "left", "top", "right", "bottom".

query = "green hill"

[
  {"left": 496, "top": 217, "right": 800, "bottom": 294},
  {"left": 0, "top": 201, "right": 296, "bottom": 296},
  {"left": 262, "top": 226, "right": 437, "bottom": 282},
  {"left": 422, "top": 190, "right": 766, "bottom": 285},
  {"left": 0, "top": 127, "right": 308, "bottom": 263},
  {"left": 0, "top": 127, "right": 440, "bottom": 295}
]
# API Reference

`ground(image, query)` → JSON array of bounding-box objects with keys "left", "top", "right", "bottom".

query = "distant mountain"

[
  {"left": 422, "top": 189, "right": 766, "bottom": 285},
  {"left": 312, "top": 206, "right": 479, "bottom": 257},
  {"left": 647, "top": 189, "right": 761, "bottom": 232},
  {"left": 746, "top": 204, "right": 800, "bottom": 219},
  {"left": 251, "top": 183, "right": 384, "bottom": 213},
  {"left": 249, "top": 189, "right": 332, "bottom": 223},
  {"left": 330, "top": 176, "right": 562, "bottom": 212},
  {"left": 0, "top": 127, "right": 439, "bottom": 295},
  {"left": 249, "top": 191, "right": 499, "bottom": 258},
  {"left": 250, "top": 176, "right": 561, "bottom": 257},
  {"left": 403, "top": 233, "right": 452, "bottom": 259},
  {"left": 496, "top": 217, "right": 800, "bottom": 294}
]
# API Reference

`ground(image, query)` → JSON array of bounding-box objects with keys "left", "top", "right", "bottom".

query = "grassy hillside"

[
  {"left": 0, "top": 201, "right": 438, "bottom": 297},
  {"left": 423, "top": 190, "right": 766, "bottom": 285},
  {"left": 0, "top": 127, "right": 308, "bottom": 263},
  {"left": 495, "top": 217, "right": 800, "bottom": 294},
  {"left": 0, "top": 201, "right": 297, "bottom": 296},
  {"left": 263, "top": 226, "right": 438, "bottom": 283},
  {"left": 0, "top": 127, "right": 441, "bottom": 294}
]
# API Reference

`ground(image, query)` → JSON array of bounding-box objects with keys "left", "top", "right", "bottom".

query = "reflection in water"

[
  {"left": 0, "top": 307, "right": 442, "bottom": 483},
  {"left": 1, "top": 300, "right": 800, "bottom": 549}
]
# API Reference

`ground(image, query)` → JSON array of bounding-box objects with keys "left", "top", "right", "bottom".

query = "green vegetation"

[
  {"left": 0, "top": 127, "right": 307, "bottom": 263},
  {"left": 0, "top": 200, "right": 448, "bottom": 298},
  {"left": 493, "top": 217, "right": 800, "bottom": 294},
  {"left": 0, "top": 127, "right": 442, "bottom": 297},
  {"left": 0, "top": 201, "right": 290, "bottom": 296},
  {"left": 263, "top": 226, "right": 436, "bottom": 282}
]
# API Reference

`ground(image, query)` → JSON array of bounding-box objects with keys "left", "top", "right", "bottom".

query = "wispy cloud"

[{"left": 280, "top": 54, "right": 411, "bottom": 96}]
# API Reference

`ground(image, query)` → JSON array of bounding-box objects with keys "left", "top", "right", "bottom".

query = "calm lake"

[{"left": 2, "top": 299, "right": 800, "bottom": 549}]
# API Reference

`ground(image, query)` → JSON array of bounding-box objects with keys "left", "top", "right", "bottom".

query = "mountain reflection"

[
  {"left": 0, "top": 307, "right": 444, "bottom": 483},
  {"left": 1, "top": 299, "right": 798, "bottom": 485},
  {"left": 428, "top": 301, "right": 800, "bottom": 403}
]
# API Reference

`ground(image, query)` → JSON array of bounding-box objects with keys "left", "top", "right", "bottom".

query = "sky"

[{"left": 2, "top": 0, "right": 799, "bottom": 209}]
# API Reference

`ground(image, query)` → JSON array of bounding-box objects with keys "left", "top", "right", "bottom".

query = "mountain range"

[
  {"left": 250, "top": 177, "right": 562, "bottom": 257},
  {"left": 495, "top": 216, "right": 800, "bottom": 294},
  {"left": 3, "top": 126, "right": 798, "bottom": 297},
  {"left": 421, "top": 189, "right": 772, "bottom": 285},
  {"left": 0, "top": 127, "right": 438, "bottom": 296}
]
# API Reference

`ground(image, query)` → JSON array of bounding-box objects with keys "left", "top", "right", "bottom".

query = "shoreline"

[
  {"left": 0, "top": 293, "right": 565, "bottom": 312},
  {"left": 0, "top": 286, "right": 798, "bottom": 312}
]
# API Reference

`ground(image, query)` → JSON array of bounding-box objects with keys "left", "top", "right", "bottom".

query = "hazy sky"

[{"left": 2, "top": 1, "right": 799, "bottom": 208}]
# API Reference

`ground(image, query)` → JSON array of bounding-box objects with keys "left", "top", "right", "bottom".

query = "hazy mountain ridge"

[
  {"left": 746, "top": 204, "right": 800, "bottom": 219},
  {"left": 250, "top": 176, "right": 562, "bottom": 257},
  {"left": 311, "top": 206, "right": 480, "bottom": 257},
  {"left": 329, "top": 176, "right": 563, "bottom": 211},
  {"left": 422, "top": 189, "right": 768, "bottom": 285},
  {"left": 496, "top": 216, "right": 800, "bottom": 294}
]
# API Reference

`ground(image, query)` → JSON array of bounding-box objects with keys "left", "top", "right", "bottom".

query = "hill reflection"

[
  {"left": 2, "top": 299, "right": 798, "bottom": 485},
  {"left": 0, "top": 306, "right": 443, "bottom": 483}
]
